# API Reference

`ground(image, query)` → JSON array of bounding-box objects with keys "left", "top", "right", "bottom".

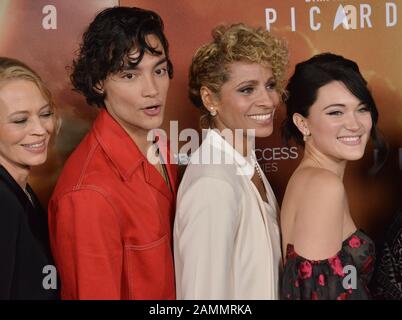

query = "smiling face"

[
  {"left": 208, "top": 61, "right": 280, "bottom": 138},
  {"left": 0, "top": 79, "right": 55, "bottom": 174},
  {"left": 298, "top": 80, "right": 373, "bottom": 161},
  {"left": 100, "top": 34, "right": 170, "bottom": 141}
]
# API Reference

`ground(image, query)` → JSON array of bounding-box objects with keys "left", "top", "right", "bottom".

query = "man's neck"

[
  {"left": 105, "top": 109, "right": 156, "bottom": 158},
  {"left": 127, "top": 129, "right": 154, "bottom": 158}
]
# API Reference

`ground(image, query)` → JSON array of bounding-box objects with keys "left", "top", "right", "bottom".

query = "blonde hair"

[
  {"left": 189, "top": 23, "right": 289, "bottom": 128},
  {"left": 0, "top": 57, "right": 54, "bottom": 107},
  {"left": 0, "top": 57, "right": 59, "bottom": 130}
]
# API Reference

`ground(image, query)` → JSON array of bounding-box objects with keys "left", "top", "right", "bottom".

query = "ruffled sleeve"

[{"left": 281, "top": 244, "right": 372, "bottom": 300}]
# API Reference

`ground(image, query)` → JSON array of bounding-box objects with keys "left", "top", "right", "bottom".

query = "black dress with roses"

[{"left": 281, "top": 229, "right": 375, "bottom": 300}]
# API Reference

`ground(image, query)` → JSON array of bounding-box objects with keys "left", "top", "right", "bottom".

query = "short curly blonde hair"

[{"left": 189, "top": 23, "right": 288, "bottom": 127}]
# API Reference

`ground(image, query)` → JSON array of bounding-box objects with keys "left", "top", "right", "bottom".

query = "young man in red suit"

[{"left": 48, "top": 7, "right": 177, "bottom": 299}]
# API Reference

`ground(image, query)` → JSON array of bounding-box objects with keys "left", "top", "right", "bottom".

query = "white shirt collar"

[{"left": 203, "top": 128, "right": 256, "bottom": 178}]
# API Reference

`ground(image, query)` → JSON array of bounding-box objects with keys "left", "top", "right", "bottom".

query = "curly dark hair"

[{"left": 70, "top": 6, "right": 173, "bottom": 108}]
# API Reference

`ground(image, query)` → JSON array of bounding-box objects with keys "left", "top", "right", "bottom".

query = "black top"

[
  {"left": 371, "top": 209, "right": 402, "bottom": 300},
  {"left": 0, "top": 165, "right": 59, "bottom": 299},
  {"left": 281, "top": 229, "right": 375, "bottom": 300}
]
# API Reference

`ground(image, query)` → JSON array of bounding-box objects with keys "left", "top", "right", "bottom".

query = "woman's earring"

[
  {"left": 210, "top": 107, "right": 217, "bottom": 117},
  {"left": 303, "top": 131, "right": 311, "bottom": 142}
]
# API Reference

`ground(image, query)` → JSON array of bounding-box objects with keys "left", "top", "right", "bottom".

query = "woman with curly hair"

[{"left": 174, "top": 23, "right": 288, "bottom": 299}]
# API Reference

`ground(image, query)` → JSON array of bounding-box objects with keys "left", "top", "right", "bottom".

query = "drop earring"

[
  {"left": 303, "top": 131, "right": 311, "bottom": 142},
  {"left": 210, "top": 107, "right": 217, "bottom": 117}
]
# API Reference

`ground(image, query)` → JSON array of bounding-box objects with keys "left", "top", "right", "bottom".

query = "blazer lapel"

[{"left": 0, "top": 165, "right": 31, "bottom": 209}]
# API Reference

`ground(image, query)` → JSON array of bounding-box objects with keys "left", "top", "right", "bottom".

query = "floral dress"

[{"left": 281, "top": 229, "right": 375, "bottom": 300}]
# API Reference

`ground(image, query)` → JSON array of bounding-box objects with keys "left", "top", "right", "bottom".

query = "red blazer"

[{"left": 48, "top": 110, "right": 177, "bottom": 300}]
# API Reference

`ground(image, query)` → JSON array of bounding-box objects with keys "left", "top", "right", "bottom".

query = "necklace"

[
  {"left": 24, "top": 189, "right": 33, "bottom": 205},
  {"left": 251, "top": 155, "right": 271, "bottom": 205},
  {"left": 254, "top": 162, "right": 264, "bottom": 183},
  {"left": 251, "top": 153, "right": 264, "bottom": 183}
]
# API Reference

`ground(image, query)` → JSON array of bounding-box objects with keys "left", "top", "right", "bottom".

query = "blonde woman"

[
  {"left": 174, "top": 24, "right": 288, "bottom": 299},
  {"left": 280, "top": 53, "right": 386, "bottom": 300},
  {"left": 0, "top": 57, "right": 59, "bottom": 299}
]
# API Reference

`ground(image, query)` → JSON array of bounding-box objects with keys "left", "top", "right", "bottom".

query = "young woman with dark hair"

[{"left": 280, "top": 53, "right": 386, "bottom": 300}]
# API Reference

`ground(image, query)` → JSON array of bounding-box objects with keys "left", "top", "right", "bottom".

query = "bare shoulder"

[
  {"left": 292, "top": 166, "right": 344, "bottom": 192},
  {"left": 290, "top": 167, "right": 347, "bottom": 260}
]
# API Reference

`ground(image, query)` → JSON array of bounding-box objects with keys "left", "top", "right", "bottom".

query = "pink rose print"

[
  {"left": 318, "top": 274, "right": 325, "bottom": 286},
  {"left": 328, "top": 256, "right": 345, "bottom": 277},
  {"left": 348, "top": 236, "right": 361, "bottom": 249},
  {"left": 298, "top": 261, "right": 313, "bottom": 279},
  {"left": 336, "top": 292, "right": 349, "bottom": 300}
]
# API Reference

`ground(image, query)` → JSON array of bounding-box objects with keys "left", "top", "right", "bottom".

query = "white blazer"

[{"left": 174, "top": 129, "right": 282, "bottom": 300}]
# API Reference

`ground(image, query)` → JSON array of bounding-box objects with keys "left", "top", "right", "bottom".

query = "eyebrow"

[
  {"left": 8, "top": 104, "right": 50, "bottom": 117},
  {"left": 323, "top": 102, "right": 365, "bottom": 110},
  {"left": 121, "top": 57, "right": 168, "bottom": 71},
  {"left": 235, "top": 80, "right": 258, "bottom": 88},
  {"left": 235, "top": 77, "right": 276, "bottom": 89}
]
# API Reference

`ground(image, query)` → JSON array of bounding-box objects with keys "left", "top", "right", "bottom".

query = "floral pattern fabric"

[{"left": 281, "top": 230, "right": 375, "bottom": 300}]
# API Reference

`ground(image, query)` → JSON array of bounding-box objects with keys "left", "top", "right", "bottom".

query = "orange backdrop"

[
  {"left": 124, "top": 0, "right": 402, "bottom": 240},
  {"left": 0, "top": 0, "right": 401, "bottom": 241},
  {"left": 0, "top": 0, "right": 117, "bottom": 204}
]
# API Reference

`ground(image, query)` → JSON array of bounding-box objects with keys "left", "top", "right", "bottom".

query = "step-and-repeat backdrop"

[{"left": 1, "top": 0, "right": 401, "bottom": 239}]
